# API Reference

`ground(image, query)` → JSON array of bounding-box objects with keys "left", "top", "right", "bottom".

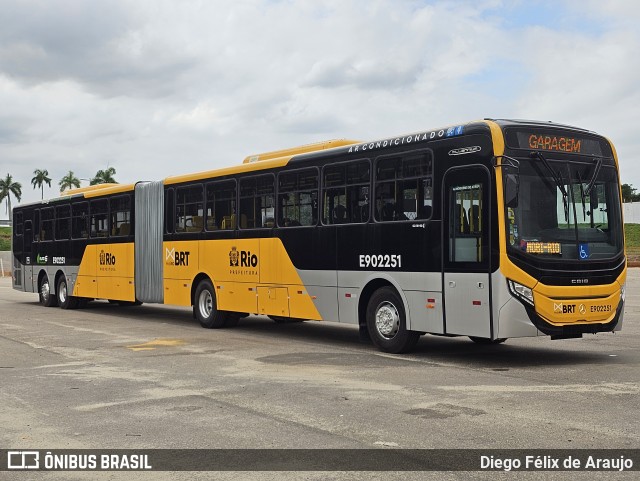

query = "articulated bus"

[{"left": 11, "top": 119, "right": 626, "bottom": 353}]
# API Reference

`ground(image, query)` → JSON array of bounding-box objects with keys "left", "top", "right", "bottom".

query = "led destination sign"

[
  {"left": 528, "top": 134, "right": 581, "bottom": 153},
  {"left": 524, "top": 242, "right": 562, "bottom": 255},
  {"left": 507, "top": 129, "right": 605, "bottom": 157}
]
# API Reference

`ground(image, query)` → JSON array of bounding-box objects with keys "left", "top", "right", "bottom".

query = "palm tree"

[
  {"left": 31, "top": 169, "right": 52, "bottom": 199},
  {"left": 0, "top": 173, "right": 22, "bottom": 222},
  {"left": 90, "top": 167, "right": 117, "bottom": 185},
  {"left": 59, "top": 171, "right": 81, "bottom": 192}
]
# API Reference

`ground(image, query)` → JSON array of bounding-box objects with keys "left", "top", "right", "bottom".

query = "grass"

[{"left": 0, "top": 227, "right": 10, "bottom": 251}]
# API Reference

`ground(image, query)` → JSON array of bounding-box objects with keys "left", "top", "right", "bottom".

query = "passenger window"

[
  {"left": 72, "top": 202, "right": 89, "bottom": 239},
  {"left": 278, "top": 169, "right": 318, "bottom": 227},
  {"left": 206, "top": 180, "right": 236, "bottom": 231},
  {"left": 41, "top": 207, "right": 55, "bottom": 241},
  {"left": 90, "top": 199, "right": 109, "bottom": 237},
  {"left": 14, "top": 212, "right": 23, "bottom": 236},
  {"left": 110, "top": 196, "right": 131, "bottom": 236},
  {"left": 239, "top": 175, "right": 274, "bottom": 229},
  {"left": 375, "top": 152, "right": 433, "bottom": 222},
  {"left": 176, "top": 185, "right": 204, "bottom": 233},
  {"left": 55, "top": 205, "right": 71, "bottom": 240},
  {"left": 322, "top": 160, "right": 370, "bottom": 224}
]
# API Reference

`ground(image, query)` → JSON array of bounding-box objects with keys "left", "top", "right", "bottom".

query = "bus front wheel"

[
  {"left": 194, "top": 279, "right": 228, "bottom": 328},
  {"left": 39, "top": 274, "right": 58, "bottom": 308},
  {"left": 366, "top": 287, "right": 419, "bottom": 354}
]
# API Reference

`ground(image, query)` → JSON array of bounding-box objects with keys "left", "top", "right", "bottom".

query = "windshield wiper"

[
  {"left": 576, "top": 169, "right": 587, "bottom": 221},
  {"left": 584, "top": 156, "right": 603, "bottom": 196},
  {"left": 530, "top": 151, "right": 569, "bottom": 221}
]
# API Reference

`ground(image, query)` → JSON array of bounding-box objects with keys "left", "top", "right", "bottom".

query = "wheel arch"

[
  {"left": 37, "top": 269, "right": 52, "bottom": 293},
  {"left": 358, "top": 275, "right": 412, "bottom": 331},
  {"left": 54, "top": 269, "right": 66, "bottom": 291},
  {"left": 191, "top": 272, "right": 213, "bottom": 307}
]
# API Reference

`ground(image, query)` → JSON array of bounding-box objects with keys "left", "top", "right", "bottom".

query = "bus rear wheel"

[
  {"left": 366, "top": 287, "right": 419, "bottom": 353},
  {"left": 57, "top": 276, "right": 78, "bottom": 309},
  {"left": 39, "top": 274, "right": 58, "bottom": 307},
  {"left": 194, "top": 279, "right": 228, "bottom": 328}
]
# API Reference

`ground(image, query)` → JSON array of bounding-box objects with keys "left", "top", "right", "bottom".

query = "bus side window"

[
  {"left": 41, "top": 207, "right": 55, "bottom": 241},
  {"left": 278, "top": 169, "right": 318, "bottom": 227},
  {"left": 375, "top": 151, "right": 432, "bottom": 222},
  {"left": 90, "top": 199, "right": 109, "bottom": 237},
  {"left": 206, "top": 180, "right": 236, "bottom": 231},
  {"left": 110, "top": 195, "right": 131, "bottom": 237},
  {"left": 239, "top": 175, "right": 274, "bottom": 229},
  {"left": 322, "top": 160, "right": 370, "bottom": 225},
  {"left": 55, "top": 205, "right": 71, "bottom": 240},
  {"left": 165, "top": 188, "right": 174, "bottom": 234},
  {"left": 176, "top": 185, "right": 204, "bottom": 233},
  {"left": 72, "top": 202, "right": 89, "bottom": 239}
]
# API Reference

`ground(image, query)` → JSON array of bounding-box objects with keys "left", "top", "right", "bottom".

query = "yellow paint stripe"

[{"left": 126, "top": 338, "right": 187, "bottom": 351}]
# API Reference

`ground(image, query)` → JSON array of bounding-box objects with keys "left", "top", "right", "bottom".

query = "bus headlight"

[
  {"left": 508, "top": 279, "right": 534, "bottom": 306},
  {"left": 620, "top": 283, "right": 625, "bottom": 302}
]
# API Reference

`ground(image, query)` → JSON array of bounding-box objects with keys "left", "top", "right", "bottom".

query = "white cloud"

[{"left": 1, "top": 0, "right": 639, "bottom": 211}]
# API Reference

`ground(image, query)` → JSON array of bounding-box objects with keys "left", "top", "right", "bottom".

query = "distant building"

[{"left": 624, "top": 202, "right": 640, "bottom": 224}]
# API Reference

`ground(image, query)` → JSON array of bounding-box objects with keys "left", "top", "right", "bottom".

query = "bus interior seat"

[{"left": 119, "top": 223, "right": 131, "bottom": 235}]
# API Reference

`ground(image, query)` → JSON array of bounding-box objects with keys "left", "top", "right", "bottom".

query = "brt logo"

[
  {"left": 554, "top": 303, "right": 576, "bottom": 314},
  {"left": 165, "top": 247, "right": 190, "bottom": 266},
  {"left": 229, "top": 246, "right": 258, "bottom": 267}
]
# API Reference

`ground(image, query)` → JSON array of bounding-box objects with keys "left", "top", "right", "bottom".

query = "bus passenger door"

[{"left": 442, "top": 166, "right": 492, "bottom": 338}]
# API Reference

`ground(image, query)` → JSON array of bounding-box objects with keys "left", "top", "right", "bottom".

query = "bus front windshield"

[{"left": 505, "top": 157, "right": 623, "bottom": 261}]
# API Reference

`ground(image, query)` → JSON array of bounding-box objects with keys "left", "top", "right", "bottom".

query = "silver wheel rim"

[
  {"left": 375, "top": 301, "right": 400, "bottom": 339},
  {"left": 41, "top": 279, "right": 50, "bottom": 302},
  {"left": 59, "top": 281, "right": 67, "bottom": 304},
  {"left": 198, "top": 289, "right": 213, "bottom": 319}
]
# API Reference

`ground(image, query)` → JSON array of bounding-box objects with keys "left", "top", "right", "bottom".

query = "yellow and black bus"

[{"left": 11, "top": 119, "right": 626, "bottom": 353}]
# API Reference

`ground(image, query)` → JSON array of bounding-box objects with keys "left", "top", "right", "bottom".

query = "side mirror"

[{"left": 505, "top": 173, "right": 519, "bottom": 208}]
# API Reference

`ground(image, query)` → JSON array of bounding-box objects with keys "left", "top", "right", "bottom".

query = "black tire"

[
  {"left": 469, "top": 336, "right": 507, "bottom": 345},
  {"left": 39, "top": 274, "right": 58, "bottom": 307},
  {"left": 193, "top": 279, "right": 228, "bottom": 328},
  {"left": 366, "top": 286, "right": 419, "bottom": 353},
  {"left": 57, "top": 276, "right": 78, "bottom": 310}
]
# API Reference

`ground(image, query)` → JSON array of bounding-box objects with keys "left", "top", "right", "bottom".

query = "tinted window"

[
  {"left": 72, "top": 202, "right": 89, "bottom": 239},
  {"left": 206, "top": 180, "right": 236, "bottom": 230},
  {"left": 322, "top": 160, "right": 370, "bottom": 224},
  {"left": 176, "top": 185, "right": 204, "bottom": 233},
  {"left": 90, "top": 199, "right": 109, "bottom": 237},
  {"left": 239, "top": 175, "right": 275, "bottom": 229},
  {"left": 375, "top": 151, "right": 433, "bottom": 222},
  {"left": 41, "top": 207, "right": 55, "bottom": 241},
  {"left": 278, "top": 169, "right": 318, "bottom": 227},
  {"left": 55, "top": 205, "right": 71, "bottom": 240},
  {"left": 110, "top": 196, "right": 132, "bottom": 236}
]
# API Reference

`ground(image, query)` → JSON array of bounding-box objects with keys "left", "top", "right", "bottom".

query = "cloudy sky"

[{"left": 1, "top": 0, "right": 639, "bottom": 216}]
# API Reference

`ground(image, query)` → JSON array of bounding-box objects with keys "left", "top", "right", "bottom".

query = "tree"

[
  {"left": 621, "top": 184, "right": 640, "bottom": 203},
  {"left": 0, "top": 173, "right": 22, "bottom": 222},
  {"left": 31, "top": 168, "right": 52, "bottom": 200},
  {"left": 59, "top": 171, "right": 81, "bottom": 192},
  {"left": 90, "top": 167, "right": 117, "bottom": 185}
]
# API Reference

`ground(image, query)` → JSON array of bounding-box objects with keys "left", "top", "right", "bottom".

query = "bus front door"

[{"left": 442, "top": 166, "right": 492, "bottom": 338}]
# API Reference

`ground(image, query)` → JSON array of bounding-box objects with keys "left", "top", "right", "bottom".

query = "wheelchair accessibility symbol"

[{"left": 579, "top": 243, "right": 590, "bottom": 260}]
